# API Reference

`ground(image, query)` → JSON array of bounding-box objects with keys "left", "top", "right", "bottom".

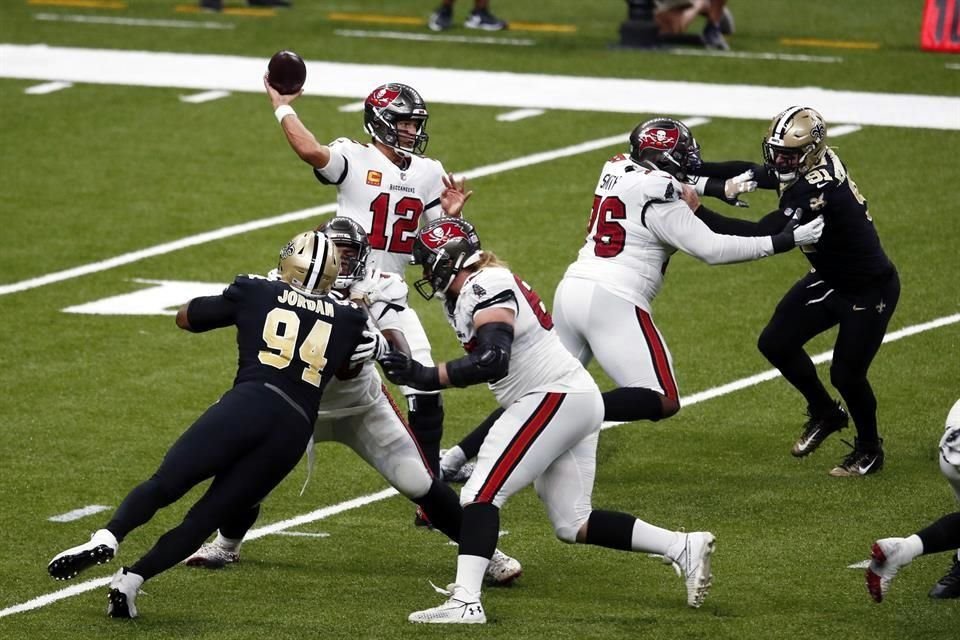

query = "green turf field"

[{"left": 1, "top": 1, "right": 959, "bottom": 638}]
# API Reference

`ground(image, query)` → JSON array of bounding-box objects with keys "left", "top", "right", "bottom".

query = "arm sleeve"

[
  {"left": 695, "top": 204, "right": 791, "bottom": 236},
  {"left": 185, "top": 294, "right": 237, "bottom": 332},
  {"left": 645, "top": 199, "right": 775, "bottom": 265},
  {"left": 446, "top": 322, "right": 514, "bottom": 387},
  {"left": 698, "top": 160, "right": 778, "bottom": 190}
]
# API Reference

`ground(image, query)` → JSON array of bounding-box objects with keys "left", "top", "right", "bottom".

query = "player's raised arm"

[{"left": 264, "top": 74, "right": 332, "bottom": 170}]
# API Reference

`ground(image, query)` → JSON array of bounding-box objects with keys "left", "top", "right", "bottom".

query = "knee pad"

[{"left": 390, "top": 457, "right": 433, "bottom": 499}]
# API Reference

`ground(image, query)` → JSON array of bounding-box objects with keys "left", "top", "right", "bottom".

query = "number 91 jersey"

[
  {"left": 315, "top": 138, "right": 448, "bottom": 277},
  {"left": 447, "top": 266, "right": 597, "bottom": 408}
]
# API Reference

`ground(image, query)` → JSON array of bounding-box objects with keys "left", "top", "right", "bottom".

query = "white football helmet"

[{"left": 277, "top": 231, "right": 339, "bottom": 297}]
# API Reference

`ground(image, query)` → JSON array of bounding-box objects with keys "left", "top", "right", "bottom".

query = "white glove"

[
  {"left": 349, "top": 329, "right": 389, "bottom": 365},
  {"left": 724, "top": 170, "right": 757, "bottom": 200},
  {"left": 792, "top": 214, "right": 825, "bottom": 247},
  {"left": 349, "top": 268, "right": 382, "bottom": 303}
]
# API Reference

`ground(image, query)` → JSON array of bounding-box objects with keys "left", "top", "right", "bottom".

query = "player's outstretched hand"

[
  {"left": 441, "top": 173, "right": 473, "bottom": 217},
  {"left": 680, "top": 183, "right": 701, "bottom": 211},
  {"left": 264, "top": 73, "right": 302, "bottom": 109},
  {"left": 350, "top": 329, "right": 389, "bottom": 365},
  {"left": 724, "top": 170, "right": 757, "bottom": 207},
  {"left": 792, "top": 213, "right": 825, "bottom": 246}
]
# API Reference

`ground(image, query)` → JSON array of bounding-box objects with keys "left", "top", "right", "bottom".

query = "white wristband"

[{"left": 274, "top": 105, "right": 296, "bottom": 124}]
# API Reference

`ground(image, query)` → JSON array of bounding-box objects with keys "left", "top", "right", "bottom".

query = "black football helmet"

[
  {"left": 411, "top": 218, "right": 482, "bottom": 300},
  {"left": 315, "top": 217, "right": 370, "bottom": 290},
  {"left": 363, "top": 83, "right": 429, "bottom": 156},
  {"left": 762, "top": 106, "right": 828, "bottom": 183},
  {"left": 629, "top": 117, "right": 702, "bottom": 183}
]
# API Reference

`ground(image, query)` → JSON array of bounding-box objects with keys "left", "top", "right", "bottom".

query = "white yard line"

[
  {"left": 179, "top": 90, "right": 231, "bottom": 104},
  {"left": 1, "top": 45, "right": 957, "bottom": 129},
  {"left": 337, "top": 100, "right": 367, "bottom": 112},
  {"left": 829, "top": 124, "right": 862, "bottom": 137},
  {"left": 496, "top": 108, "right": 546, "bottom": 122},
  {"left": 3, "top": 310, "right": 957, "bottom": 618},
  {"left": 48, "top": 505, "right": 112, "bottom": 523},
  {"left": 24, "top": 81, "right": 72, "bottom": 95},
  {"left": 666, "top": 48, "right": 842, "bottom": 63},
  {"left": 33, "top": 13, "right": 235, "bottom": 30},
  {"left": 334, "top": 29, "right": 535, "bottom": 47}
]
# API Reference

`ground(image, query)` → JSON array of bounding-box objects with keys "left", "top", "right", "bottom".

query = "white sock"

[
  {"left": 214, "top": 533, "right": 243, "bottom": 552},
  {"left": 630, "top": 519, "right": 682, "bottom": 555},
  {"left": 454, "top": 554, "right": 488, "bottom": 596},
  {"left": 441, "top": 446, "right": 467, "bottom": 472},
  {"left": 903, "top": 534, "right": 924, "bottom": 561}
]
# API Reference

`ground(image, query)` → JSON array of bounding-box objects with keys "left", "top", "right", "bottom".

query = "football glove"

[
  {"left": 723, "top": 170, "right": 757, "bottom": 207},
  {"left": 791, "top": 213, "right": 825, "bottom": 247},
  {"left": 378, "top": 351, "right": 442, "bottom": 390},
  {"left": 349, "top": 329, "right": 389, "bottom": 366}
]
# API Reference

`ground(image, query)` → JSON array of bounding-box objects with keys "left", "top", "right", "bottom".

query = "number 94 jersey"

[
  {"left": 315, "top": 138, "right": 448, "bottom": 277},
  {"left": 446, "top": 266, "right": 597, "bottom": 408}
]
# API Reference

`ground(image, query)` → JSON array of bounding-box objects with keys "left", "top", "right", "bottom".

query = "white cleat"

[
  {"left": 439, "top": 448, "right": 476, "bottom": 484},
  {"left": 107, "top": 567, "right": 144, "bottom": 619},
  {"left": 408, "top": 583, "right": 486, "bottom": 624},
  {"left": 48, "top": 529, "right": 118, "bottom": 580},
  {"left": 485, "top": 549, "right": 522, "bottom": 586},
  {"left": 667, "top": 532, "right": 716, "bottom": 608},
  {"left": 183, "top": 543, "right": 240, "bottom": 568},
  {"left": 866, "top": 537, "right": 913, "bottom": 603}
]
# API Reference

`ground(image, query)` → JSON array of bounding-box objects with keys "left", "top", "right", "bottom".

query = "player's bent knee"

[
  {"left": 553, "top": 515, "right": 590, "bottom": 544},
  {"left": 390, "top": 459, "right": 433, "bottom": 498},
  {"left": 661, "top": 395, "right": 680, "bottom": 419}
]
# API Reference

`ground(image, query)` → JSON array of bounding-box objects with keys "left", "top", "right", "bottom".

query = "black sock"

[
  {"left": 458, "top": 407, "right": 504, "bottom": 459},
  {"left": 414, "top": 479, "right": 462, "bottom": 542},
  {"left": 917, "top": 512, "right": 960, "bottom": 556},
  {"left": 409, "top": 394, "right": 444, "bottom": 477},
  {"left": 220, "top": 504, "right": 260, "bottom": 540},
  {"left": 584, "top": 510, "right": 636, "bottom": 551},
  {"left": 602, "top": 387, "right": 664, "bottom": 422},
  {"left": 459, "top": 502, "right": 499, "bottom": 559}
]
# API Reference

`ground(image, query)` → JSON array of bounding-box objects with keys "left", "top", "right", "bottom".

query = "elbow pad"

[{"left": 447, "top": 322, "right": 514, "bottom": 387}]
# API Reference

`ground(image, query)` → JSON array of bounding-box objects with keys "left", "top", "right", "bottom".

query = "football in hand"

[{"left": 267, "top": 50, "right": 307, "bottom": 95}]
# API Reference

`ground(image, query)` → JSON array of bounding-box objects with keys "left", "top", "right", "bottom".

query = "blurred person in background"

[
  {"left": 654, "top": 0, "right": 733, "bottom": 49},
  {"left": 429, "top": 0, "right": 508, "bottom": 31}
]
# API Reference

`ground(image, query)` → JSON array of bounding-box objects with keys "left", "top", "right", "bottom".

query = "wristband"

[{"left": 274, "top": 105, "right": 296, "bottom": 124}]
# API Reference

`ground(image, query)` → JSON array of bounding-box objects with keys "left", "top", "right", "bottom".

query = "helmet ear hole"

[
  {"left": 363, "top": 83, "right": 430, "bottom": 156},
  {"left": 628, "top": 117, "right": 700, "bottom": 183}
]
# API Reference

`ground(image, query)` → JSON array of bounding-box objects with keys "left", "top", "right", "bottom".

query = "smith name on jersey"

[{"left": 315, "top": 138, "right": 449, "bottom": 277}]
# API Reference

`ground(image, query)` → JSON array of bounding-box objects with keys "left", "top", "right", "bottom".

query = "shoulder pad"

[{"left": 639, "top": 171, "right": 681, "bottom": 203}]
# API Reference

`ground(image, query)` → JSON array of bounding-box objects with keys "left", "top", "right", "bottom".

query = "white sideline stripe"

[
  {"left": 274, "top": 531, "right": 330, "bottom": 538},
  {"left": 667, "top": 48, "right": 842, "bottom": 64},
  {"left": 0, "top": 120, "right": 706, "bottom": 296},
  {"left": 33, "top": 13, "right": 235, "bottom": 30},
  {"left": 497, "top": 108, "right": 546, "bottom": 122},
  {"left": 48, "top": 505, "right": 111, "bottom": 523},
  {"left": 847, "top": 560, "right": 871, "bottom": 569},
  {"left": 24, "top": 81, "right": 72, "bottom": 95},
  {"left": 334, "top": 29, "right": 535, "bottom": 47},
  {"left": 337, "top": 100, "right": 366, "bottom": 112},
  {"left": 1, "top": 45, "right": 957, "bottom": 130},
  {"left": 947, "top": 63, "right": 960, "bottom": 70},
  {"left": 4, "top": 311, "right": 957, "bottom": 618},
  {"left": 179, "top": 90, "right": 230, "bottom": 104},
  {"left": 829, "top": 124, "right": 862, "bottom": 137}
]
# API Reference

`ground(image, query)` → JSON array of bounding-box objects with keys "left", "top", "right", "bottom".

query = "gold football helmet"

[
  {"left": 277, "top": 230, "right": 339, "bottom": 297},
  {"left": 762, "top": 106, "right": 828, "bottom": 183}
]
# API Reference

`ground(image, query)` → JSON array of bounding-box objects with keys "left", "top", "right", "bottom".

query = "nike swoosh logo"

[
  {"left": 857, "top": 459, "right": 877, "bottom": 474},
  {"left": 853, "top": 305, "right": 866, "bottom": 311}
]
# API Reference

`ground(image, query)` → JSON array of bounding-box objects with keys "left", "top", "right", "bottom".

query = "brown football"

[{"left": 267, "top": 50, "right": 306, "bottom": 95}]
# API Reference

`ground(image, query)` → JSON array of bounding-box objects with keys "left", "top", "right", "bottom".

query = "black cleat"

[
  {"left": 428, "top": 5, "right": 453, "bottom": 31},
  {"left": 48, "top": 530, "right": 117, "bottom": 580},
  {"left": 464, "top": 9, "right": 507, "bottom": 31},
  {"left": 930, "top": 556, "right": 960, "bottom": 599},
  {"left": 829, "top": 438, "right": 884, "bottom": 477},
  {"left": 791, "top": 402, "right": 848, "bottom": 457}
]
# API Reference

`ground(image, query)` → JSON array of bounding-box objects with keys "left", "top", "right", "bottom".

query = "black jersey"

[
  {"left": 185, "top": 275, "right": 368, "bottom": 419},
  {"left": 778, "top": 149, "right": 895, "bottom": 291}
]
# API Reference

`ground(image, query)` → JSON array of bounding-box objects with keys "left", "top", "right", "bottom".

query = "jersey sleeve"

[
  {"left": 645, "top": 199, "right": 775, "bottom": 264},
  {"left": 313, "top": 137, "right": 351, "bottom": 185},
  {"left": 186, "top": 275, "right": 246, "bottom": 331},
  {"left": 421, "top": 158, "right": 448, "bottom": 223},
  {"left": 465, "top": 270, "right": 519, "bottom": 320}
]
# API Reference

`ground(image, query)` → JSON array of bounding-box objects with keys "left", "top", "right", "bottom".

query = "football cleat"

[
  {"left": 427, "top": 5, "right": 453, "bottom": 31},
  {"left": 829, "top": 439, "right": 884, "bottom": 477},
  {"left": 866, "top": 538, "right": 914, "bottom": 602},
  {"left": 701, "top": 22, "right": 729, "bottom": 50},
  {"left": 408, "top": 582, "right": 486, "bottom": 624},
  {"left": 107, "top": 567, "right": 144, "bottom": 619},
  {"left": 48, "top": 529, "right": 118, "bottom": 580},
  {"left": 791, "top": 402, "right": 848, "bottom": 457},
  {"left": 666, "top": 532, "right": 716, "bottom": 608},
  {"left": 183, "top": 543, "right": 240, "bottom": 568},
  {"left": 440, "top": 448, "right": 476, "bottom": 484},
  {"left": 464, "top": 9, "right": 507, "bottom": 31},
  {"left": 414, "top": 505, "right": 433, "bottom": 529},
  {"left": 485, "top": 549, "right": 522, "bottom": 586},
  {"left": 929, "top": 556, "right": 960, "bottom": 599}
]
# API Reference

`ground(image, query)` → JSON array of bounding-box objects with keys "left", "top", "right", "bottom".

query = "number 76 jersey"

[
  {"left": 315, "top": 137, "right": 448, "bottom": 276},
  {"left": 446, "top": 266, "right": 597, "bottom": 408}
]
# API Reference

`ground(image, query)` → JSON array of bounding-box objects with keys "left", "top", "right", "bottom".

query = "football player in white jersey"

[
  {"left": 553, "top": 117, "right": 824, "bottom": 426},
  {"left": 380, "top": 218, "right": 718, "bottom": 624},
  {"left": 181, "top": 217, "right": 522, "bottom": 586},
  {"left": 865, "top": 399, "right": 960, "bottom": 602},
  {"left": 265, "top": 77, "right": 473, "bottom": 485}
]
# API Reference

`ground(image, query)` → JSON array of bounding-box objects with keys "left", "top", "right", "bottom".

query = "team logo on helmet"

[
  {"left": 638, "top": 127, "right": 679, "bottom": 151},
  {"left": 279, "top": 241, "right": 295, "bottom": 259},
  {"left": 421, "top": 220, "right": 467, "bottom": 250},
  {"left": 810, "top": 122, "right": 826, "bottom": 143},
  {"left": 367, "top": 86, "right": 401, "bottom": 108}
]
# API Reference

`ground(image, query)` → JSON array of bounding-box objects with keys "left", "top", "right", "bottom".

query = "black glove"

[{"left": 378, "top": 351, "right": 443, "bottom": 391}]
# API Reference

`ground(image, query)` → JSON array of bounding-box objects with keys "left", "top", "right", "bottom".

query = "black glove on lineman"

[{"left": 378, "top": 351, "right": 443, "bottom": 391}]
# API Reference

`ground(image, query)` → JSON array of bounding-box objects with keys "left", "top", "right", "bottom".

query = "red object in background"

[{"left": 921, "top": 0, "right": 960, "bottom": 52}]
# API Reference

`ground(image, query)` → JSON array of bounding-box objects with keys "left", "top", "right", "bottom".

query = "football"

[{"left": 267, "top": 50, "right": 306, "bottom": 95}]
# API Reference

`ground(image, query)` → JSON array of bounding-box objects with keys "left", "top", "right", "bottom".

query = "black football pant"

[
  {"left": 757, "top": 270, "right": 900, "bottom": 445},
  {"left": 106, "top": 382, "right": 313, "bottom": 581}
]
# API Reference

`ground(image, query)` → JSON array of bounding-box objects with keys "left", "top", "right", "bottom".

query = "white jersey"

[
  {"left": 316, "top": 274, "right": 408, "bottom": 417},
  {"left": 315, "top": 138, "right": 448, "bottom": 276},
  {"left": 563, "top": 154, "right": 776, "bottom": 309},
  {"left": 446, "top": 266, "right": 596, "bottom": 407}
]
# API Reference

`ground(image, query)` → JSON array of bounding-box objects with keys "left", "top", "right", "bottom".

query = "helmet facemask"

[
  {"left": 763, "top": 106, "right": 828, "bottom": 183},
  {"left": 363, "top": 83, "right": 430, "bottom": 156},
  {"left": 316, "top": 217, "right": 370, "bottom": 290},
  {"left": 629, "top": 118, "right": 702, "bottom": 184}
]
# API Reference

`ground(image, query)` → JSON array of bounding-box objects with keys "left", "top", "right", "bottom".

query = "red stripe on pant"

[
  {"left": 381, "top": 384, "right": 435, "bottom": 478},
  {"left": 476, "top": 393, "right": 564, "bottom": 504},
  {"left": 635, "top": 308, "right": 678, "bottom": 400}
]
